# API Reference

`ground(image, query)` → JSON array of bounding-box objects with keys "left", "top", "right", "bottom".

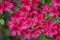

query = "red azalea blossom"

[
  {"left": 0, "top": 0, "right": 58, "bottom": 40},
  {"left": 43, "top": 20, "right": 57, "bottom": 37},
  {"left": 49, "top": 6, "right": 60, "bottom": 18},
  {"left": 0, "top": 0, "right": 15, "bottom": 14},
  {"left": 52, "top": 0, "right": 60, "bottom": 7}
]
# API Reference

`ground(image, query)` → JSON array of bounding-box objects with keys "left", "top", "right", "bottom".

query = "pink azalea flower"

[
  {"left": 49, "top": 6, "right": 60, "bottom": 18},
  {"left": 35, "top": 13, "right": 45, "bottom": 23},
  {"left": 0, "top": 3, "right": 3, "bottom": 14},
  {"left": 20, "top": 5, "right": 31, "bottom": 11},
  {"left": 0, "top": 0, "right": 14, "bottom": 14},
  {"left": 31, "top": 29, "right": 42, "bottom": 39},
  {"left": 42, "top": 4, "right": 50, "bottom": 14},
  {"left": 22, "top": 29, "right": 31, "bottom": 39},
  {"left": 3, "top": 1, "right": 14, "bottom": 12},
  {"left": 20, "top": 0, "right": 41, "bottom": 7},
  {"left": 32, "top": 0, "right": 42, "bottom": 7},
  {"left": 52, "top": 0, "right": 60, "bottom": 7},
  {"left": 55, "top": 36, "right": 60, "bottom": 40},
  {"left": 9, "top": 11, "right": 33, "bottom": 36},
  {"left": 43, "top": 20, "right": 57, "bottom": 37},
  {"left": 8, "top": 0, "right": 60, "bottom": 40},
  {"left": 20, "top": 0, "right": 32, "bottom": 5}
]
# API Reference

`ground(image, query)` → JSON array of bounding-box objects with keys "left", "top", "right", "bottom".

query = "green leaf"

[
  {"left": 54, "top": 17, "right": 60, "bottom": 23},
  {"left": 4, "top": 37, "right": 11, "bottom": 40},
  {"left": 14, "top": 6, "right": 19, "bottom": 12},
  {"left": 0, "top": 36, "right": 4, "bottom": 40},
  {"left": 0, "top": 19, "right": 4, "bottom": 25},
  {"left": 0, "top": 14, "right": 4, "bottom": 19},
  {"left": 0, "top": 36, "right": 12, "bottom": 40},
  {"left": 17, "top": 1, "right": 22, "bottom": 7},
  {"left": 1, "top": 28, "right": 11, "bottom": 35},
  {"left": 47, "top": 0, "right": 52, "bottom": 6},
  {"left": 42, "top": 0, "right": 52, "bottom": 6},
  {"left": 45, "top": 14, "right": 50, "bottom": 19},
  {"left": 4, "top": 12, "right": 13, "bottom": 21},
  {"left": 30, "top": 38, "right": 34, "bottom": 40},
  {"left": 42, "top": 0, "right": 46, "bottom": 4},
  {"left": 46, "top": 36, "right": 53, "bottom": 40},
  {"left": 40, "top": 35, "right": 48, "bottom": 40},
  {"left": 0, "top": 0, "right": 2, "bottom": 2},
  {"left": 40, "top": 34, "right": 53, "bottom": 40}
]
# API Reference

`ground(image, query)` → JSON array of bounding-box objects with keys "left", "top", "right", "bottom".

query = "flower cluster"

[
  {"left": 2, "top": 0, "right": 60, "bottom": 40},
  {"left": 0, "top": 0, "right": 16, "bottom": 14}
]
